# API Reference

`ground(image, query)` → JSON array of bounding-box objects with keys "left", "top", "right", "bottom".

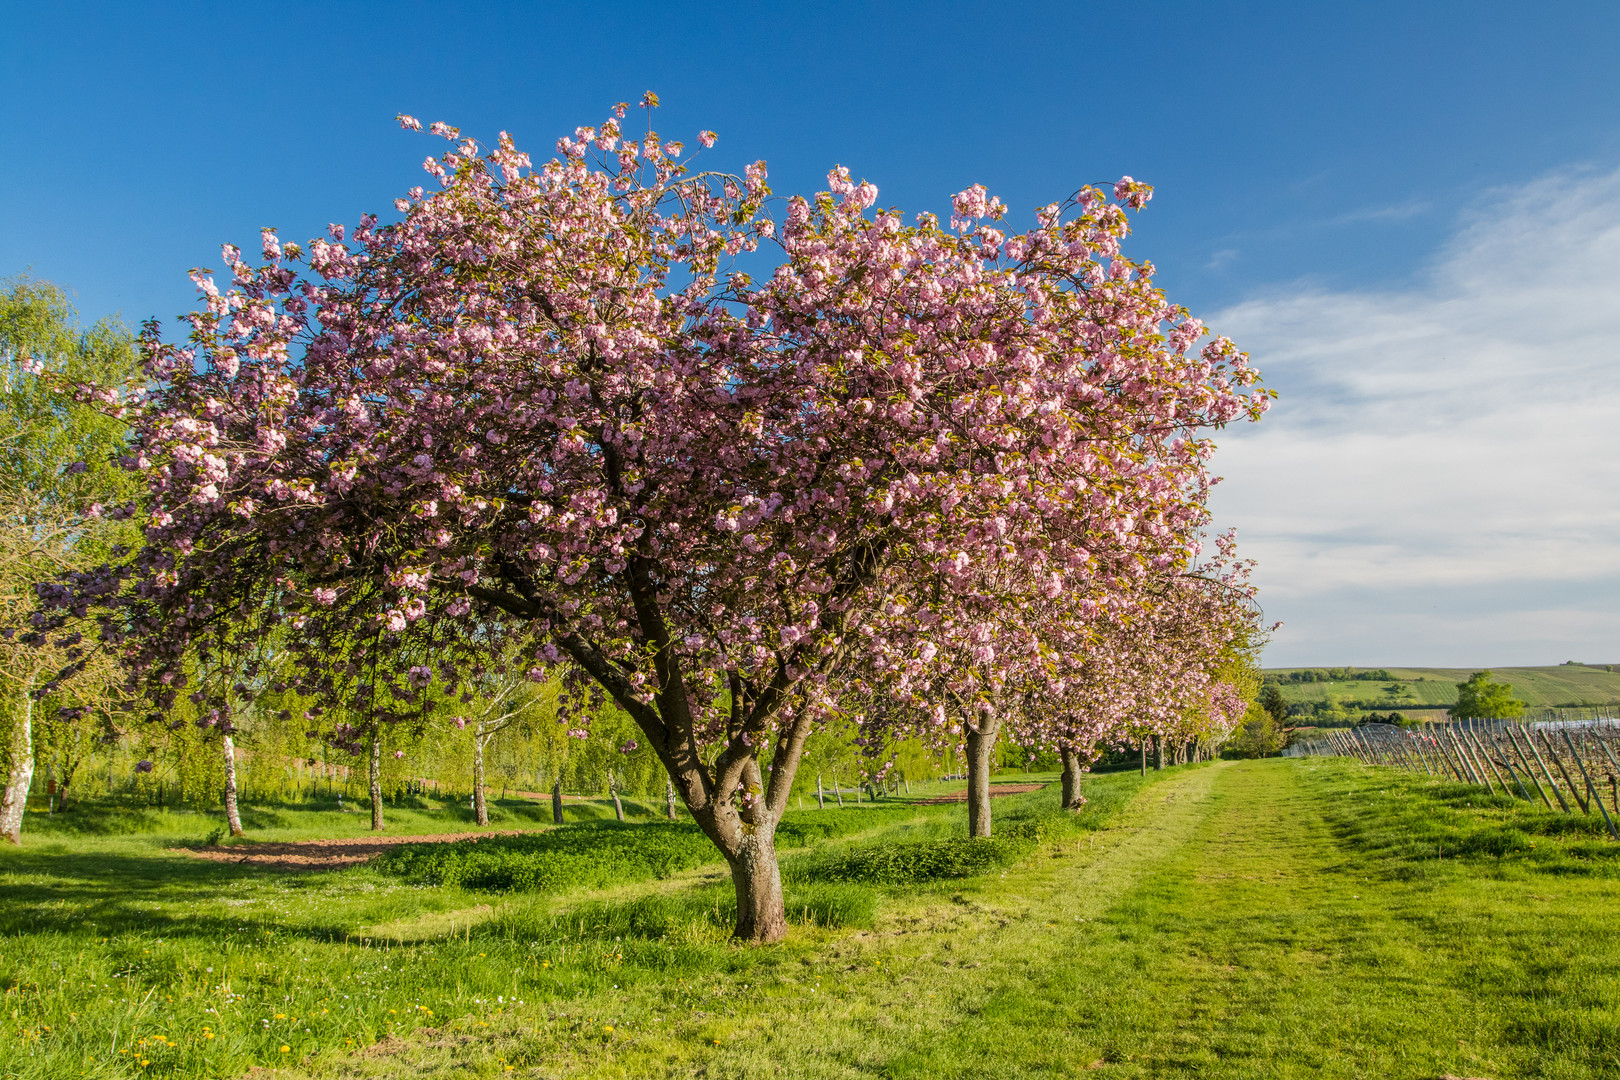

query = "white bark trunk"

[
  {"left": 368, "top": 727, "right": 384, "bottom": 831},
  {"left": 472, "top": 735, "right": 488, "bottom": 826},
  {"left": 222, "top": 733, "right": 243, "bottom": 836},
  {"left": 1, "top": 694, "right": 34, "bottom": 845}
]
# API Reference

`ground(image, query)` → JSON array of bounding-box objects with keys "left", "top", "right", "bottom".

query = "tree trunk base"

[
  {"left": 727, "top": 828, "right": 787, "bottom": 944},
  {"left": 1, "top": 697, "right": 35, "bottom": 845},
  {"left": 369, "top": 729, "right": 385, "bottom": 832},
  {"left": 966, "top": 724, "right": 997, "bottom": 838},
  {"left": 223, "top": 734, "right": 244, "bottom": 837},
  {"left": 1059, "top": 747, "right": 1087, "bottom": 810}
]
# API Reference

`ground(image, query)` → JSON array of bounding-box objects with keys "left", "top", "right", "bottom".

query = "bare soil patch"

[{"left": 917, "top": 783, "right": 1047, "bottom": 805}]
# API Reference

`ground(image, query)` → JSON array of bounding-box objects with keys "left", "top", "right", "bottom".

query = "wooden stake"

[
  {"left": 1540, "top": 731, "right": 1588, "bottom": 814},
  {"left": 1522, "top": 728, "right": 1571, "bottom": 813},
  {"left": 1504, "top": 727, "right": 1554, "bottom": 810},
  {"left": 1466, "top": 729, "right": 1511, "bottom": 792},
  {"left": 1444, "top": 729, "right": 1483, "bottom": 787}
]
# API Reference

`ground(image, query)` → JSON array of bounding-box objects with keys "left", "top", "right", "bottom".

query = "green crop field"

[
  {"left": 1264, "top": 662, "right": 1620, "bottom": 711},
  {"left": 5, "top": 758, "right": 1620, "bottom": 1079}
]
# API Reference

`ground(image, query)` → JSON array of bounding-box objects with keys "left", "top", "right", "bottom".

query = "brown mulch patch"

[
  {"left": 916, "top": 783, "right": 1047, "bottom": 805},
  {"left": 173, "top": 828, "right": 543, "bottom": 871}
]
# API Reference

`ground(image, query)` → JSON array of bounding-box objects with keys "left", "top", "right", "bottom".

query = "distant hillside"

[{"left": 1261, "top": 663, "right": 1620, "bottom": 722}]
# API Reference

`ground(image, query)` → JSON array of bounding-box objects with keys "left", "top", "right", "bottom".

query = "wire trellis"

[{"left": 1292, "top": 718, "right": 1620, "bottom": 840}]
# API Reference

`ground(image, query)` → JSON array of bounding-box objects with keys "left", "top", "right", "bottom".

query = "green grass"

[
  {"left": 1266, "top": 663, "right": 1620, "bottom": 709},
  {"left": 0, "top": 772, "right": 1113, "bottom": 1079},
  {"left": 368, "top": 802, "right": 974, "bottom": 894},
  {"left": 7, "top": 759, "right": 1620, "bottom": 1078},
  {"left": 16, "top": 788, "right": 686, "bottom": 846}
]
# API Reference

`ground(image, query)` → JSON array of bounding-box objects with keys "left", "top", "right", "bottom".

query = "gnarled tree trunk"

[
  {"left": 965, "top": 719, "right": 999, "bottom": 838},
  {"left": 1, "top": 695, "right": 35, "bottom": 845},
  {"left": 368, "top": 727, "right": 384, "bottom": 831},
  {"left": 222, "top": 733, "right": 244, "bottom": 836},
  {"left": 725, "top": 823, "right": 786, "bottom": 943}
]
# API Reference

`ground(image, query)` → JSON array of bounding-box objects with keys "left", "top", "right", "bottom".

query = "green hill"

[{"left": 1262, "top": 662, "right": 1620, "bottom": 722}]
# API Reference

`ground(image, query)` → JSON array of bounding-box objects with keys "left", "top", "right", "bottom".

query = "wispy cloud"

[
  {"left": 1208, "top": 166, "right": 1620, "bottom": 666},
  {"left": 1325, "top": 198, "right": 1432, "bottom": 226}
]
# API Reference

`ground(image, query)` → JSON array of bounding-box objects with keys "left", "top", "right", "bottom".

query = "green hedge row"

[
  {"left": 373, "top": 803, "right": 942, "bottom": 894},
  {"left": 793, "top": 819, "right": 1051, "bottom": 885}
]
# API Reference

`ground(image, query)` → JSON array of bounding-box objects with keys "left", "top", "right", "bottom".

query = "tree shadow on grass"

[{"left": 0, "top": 847, "right": 360, "bottom": 943}]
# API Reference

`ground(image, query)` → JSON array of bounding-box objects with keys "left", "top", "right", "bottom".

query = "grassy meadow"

[{"left": 4, "top": 759, "right": 1620, "bottom": 1079}]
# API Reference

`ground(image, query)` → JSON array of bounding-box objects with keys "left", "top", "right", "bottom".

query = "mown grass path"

[{"left": 365, "top": 758, "right": 1620, "bottom": 1080}]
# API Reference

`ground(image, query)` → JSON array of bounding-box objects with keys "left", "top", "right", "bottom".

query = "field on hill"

[
  {"left": 5, "top": 758, "right": 1620, "bottom": 1078},
  {"left": 1265, "top": 662, "right": 1620, "bottom": 712}
]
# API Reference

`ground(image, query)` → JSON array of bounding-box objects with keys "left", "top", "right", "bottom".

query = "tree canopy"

[
  {"left": 32, "top": 100, "right": 1268, "bottom": 935},
  {"left": 1451, "top": 670, "right": 1526, "bottom": 721}
]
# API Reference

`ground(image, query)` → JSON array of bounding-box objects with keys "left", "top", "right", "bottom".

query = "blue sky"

[{"left": 4, "top": 1, "right": 1620, "bottom": 667}]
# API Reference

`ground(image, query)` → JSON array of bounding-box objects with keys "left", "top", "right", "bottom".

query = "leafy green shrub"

[
  {"left": 775, "top": 804, "right": 933, "bottom": 845},
  {"left": 375, "top": 804, "right": 943, "bottom": 895},
  {"left": 375, "top": 821, "right": 719, "bottom": 893},
  {"left": 798, "top": 832, "right": 1036, "bottom": 886}
]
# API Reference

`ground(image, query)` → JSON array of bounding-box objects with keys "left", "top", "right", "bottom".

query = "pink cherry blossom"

[{"left": 34, "top": 99, "right": 1266, "bottom": 944}]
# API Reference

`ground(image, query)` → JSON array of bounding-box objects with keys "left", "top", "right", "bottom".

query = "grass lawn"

[{"left": 5, "top": 760, "right": 1620, "bottom": 1078}]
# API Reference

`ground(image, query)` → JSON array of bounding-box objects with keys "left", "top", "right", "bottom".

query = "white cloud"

[
  {"left": 1208, "top": 166, "right": 1620, "bottom": 667},
  {"left": 1325, "top": 198, "right": 1433, "bottom": 226}
]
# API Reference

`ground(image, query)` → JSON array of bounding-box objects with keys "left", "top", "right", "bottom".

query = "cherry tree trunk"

[
  {"left": 726, "top": 825, "right": 787, "bottom": 944},
  {"left": 965, "top": 724, "right": 998, "bottom": 838},
  {"left": 368, "top": 728, "right": 384, "bottom": 832},
  {"left": 1154, "top": 734, "right": 1165, "bottom": 771},
  {"left": 610, "top": 773, "right": 624, "bottom": 822},
  {"left": 473, "top": 736, "right": 488, "bottom": 826},
  {"left": 1059, "top": 747, "right": 1086, "bottom": 810},
  {"left": 1, "top": 695, "right": 35, "bottom": 845},
  {"left": 551, "top": 775, "right": 564, "bottom": 824},
  {"left": 222, "top": 733, "right": 244, "bottom": 837}
]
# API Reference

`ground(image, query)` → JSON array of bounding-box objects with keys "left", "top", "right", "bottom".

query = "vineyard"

[{"left": 1301, "top": 716, "right": 1620, "bottom": 838}]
